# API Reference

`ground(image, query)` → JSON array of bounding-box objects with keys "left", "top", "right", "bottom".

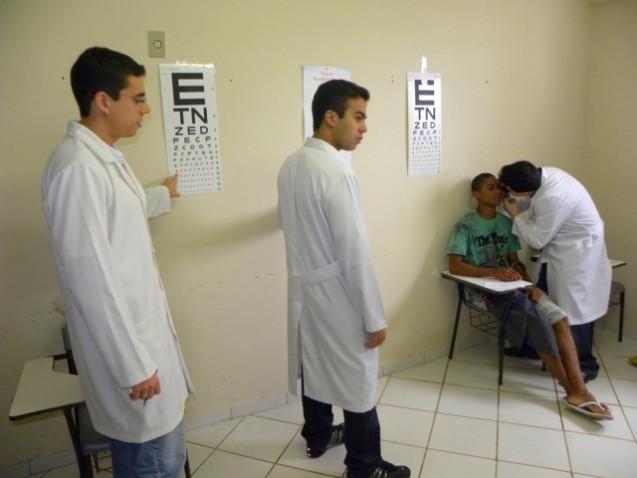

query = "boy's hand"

[
  {"left": 526, "top": 286, "right": 543, "bottom": 303},
  {"left": 493, "top": 268, "right": 522, "bottom": 282}
]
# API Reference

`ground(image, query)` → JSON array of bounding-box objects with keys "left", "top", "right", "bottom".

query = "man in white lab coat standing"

[
  {"left": 42, "top": 47, "right": 193, "bottom": 477},
  {"left": 278, "top": 80, "right": 410, "bottom": 478},
  {"left": 500, "top": 161, "right": 612, "bottom": 382}
]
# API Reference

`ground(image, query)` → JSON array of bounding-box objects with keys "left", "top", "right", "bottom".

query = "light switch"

[{"left": 148, "top": 31, "right": 165, "bottom": 58}]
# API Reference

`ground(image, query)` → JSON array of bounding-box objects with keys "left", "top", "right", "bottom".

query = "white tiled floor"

[{"left": 33, "top": 330, "right": 637, "bottom": 478}]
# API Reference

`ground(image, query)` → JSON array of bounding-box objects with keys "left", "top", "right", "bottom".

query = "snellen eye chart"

[
  {"left": 160, "top": 64, "right": 223, "bottom": 194},
  {"left": 407, "top": 72, "right": 442, "bottom": 176}
]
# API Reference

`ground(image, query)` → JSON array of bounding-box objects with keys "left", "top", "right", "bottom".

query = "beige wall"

[
  {"left": 0, "top": 0, "right": 607, "bottom": 470},
  {"left": 581, "top": 0, "right": 637, "bottom": 338}
]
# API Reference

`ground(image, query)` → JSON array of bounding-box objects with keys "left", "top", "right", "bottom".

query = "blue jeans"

[
  {"left": 109, "top": 420, "right": 186, "bottom": 478},
  {"left": 537, "top": 264, "right": 599, "bottom": 375}
]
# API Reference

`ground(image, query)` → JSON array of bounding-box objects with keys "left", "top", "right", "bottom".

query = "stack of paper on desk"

[
  {"left": 441, "top": 271, "right": 533, "bottom": 292},
  {"left": 480, "top": 279, "right": 533, "bottom": 291}
]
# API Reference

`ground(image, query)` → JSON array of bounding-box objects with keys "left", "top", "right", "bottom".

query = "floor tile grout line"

[
  {"left": 188, "top": 447, "right": 214, "bottom": 477},
  {"left": 376, "top": 402, "right": 438, "bottom": 415},
  {"left": 268, "top": 462, "right": 338, "bottom": 478},
  {"left": 496, "top": 456, "right": 579, "bottom": 475},
  {"left": 262, "top": 460, "right": 277, "bottom": 478},
  {"left": 187, "top": 414, "right": 246, "bottom": 451},
  {"left": 595, "top": 343, "right": 637, "bottom": 442},
  {"left": 416, "top": 355, "right": 451, "bottom": 478},
  {"left": 204, "top": 448, "right": 279, "bottom": 466},
  {"left": 270, "top": 425, "right": 303, "bottom": 472},
  {"left": 248, "top": 413, "right": 304, "bottom": 428},
  {"left": 551, "top": 369, "right": 576, "bottom": 476}
]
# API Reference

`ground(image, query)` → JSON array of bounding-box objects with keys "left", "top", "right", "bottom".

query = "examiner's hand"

[
  {"left": 129, "top": 372, "right": 161, "bottom": 401},
  {"left": 162, "top": 174, "right": 180, "bottom": 198},
  {"left": 493, "top": 268, "right": 522, "bottom": 282},
  {"left": 503, "top": 197, "right": 518, "bottom": 218},
  {"left": 365, "top": 329, "right": 386, "bottom": 349}
]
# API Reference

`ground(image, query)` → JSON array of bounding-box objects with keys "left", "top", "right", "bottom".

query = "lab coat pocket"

[{"left": 302, "top": 277, "right": 367, "bottom": 351}]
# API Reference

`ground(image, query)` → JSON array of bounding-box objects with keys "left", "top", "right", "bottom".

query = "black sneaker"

[
  {"left": 306, "top": 423, "right": 345, "bottom": 458},
  {"left": 344, "top": 461, "right": 411, "bottom": 478}
]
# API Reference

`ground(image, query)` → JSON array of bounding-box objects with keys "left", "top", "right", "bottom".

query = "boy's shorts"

[{"left": 535, "top": 294, "right": 566, "bottom": 325}]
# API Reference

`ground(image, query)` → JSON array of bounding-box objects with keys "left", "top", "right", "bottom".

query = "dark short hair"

[
  {"left": 312, "top": 79, "right": 370, "bottom": 131},
  {"left": 71, "top": 47, "right": 145, "bottom": 117},
  {"left": 499, "top": 161, "right": 542, "bottom": 192},
  {"left": 471, "top": 173, "right": 496, "bottom": 192}
]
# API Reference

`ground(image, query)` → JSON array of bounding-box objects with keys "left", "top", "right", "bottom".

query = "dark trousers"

[
  {"left": 537, "top": 264, "right": 599, "bottom": 375},
  {"left": 301, "top": 393, "right": 381, "bottom": 477}
]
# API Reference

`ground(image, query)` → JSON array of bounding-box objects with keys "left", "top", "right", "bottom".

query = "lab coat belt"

[{"left": 293, "top": 261, "right": 342, "bottom": 284}]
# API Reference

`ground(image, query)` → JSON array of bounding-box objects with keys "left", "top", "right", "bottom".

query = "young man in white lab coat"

[
  {"left": 278, "top": 80, "right": 410, "bottom": 478},
  {"left": 42, "top": 47, "right": 193, "bottom": 477},
  {"left": 500, "top": 161, "right": 612, "bottom": 382}
]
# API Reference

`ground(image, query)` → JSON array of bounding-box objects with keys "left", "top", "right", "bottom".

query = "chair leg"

[
  {"left": 80, "top": 455, "right": 94, "bottom": 478},
  {"left": 498, "top": 327, "right": 505, "bottom": 386},
  {"left": 497, "top": 294, "right": 515, "bottom": 386},
  {"left": 63, "top": 408, "right": 93, "bottom": 478},
  {"left": 184, "top": 453, "right": 192, "bottom": 478},
  {"left": 448, "top": 284, "right": 464, "bottom": 359},
  {"left": 618, "top": 291, "right": 625, "bottom": 342}
]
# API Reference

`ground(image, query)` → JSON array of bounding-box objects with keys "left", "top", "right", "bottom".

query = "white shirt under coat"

[
  {"left": 277, "top": 137, "right": 386, "bottom": 413},
  {"left": 511, "top": 167, "right": 611, "bottom": 325},
  {"left": 42, "top": 121, "right": 194, "bottom": 443}
]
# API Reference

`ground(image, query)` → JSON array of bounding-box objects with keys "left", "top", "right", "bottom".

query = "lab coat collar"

[
  {"left": 67, "top": 121, "right": 121, "bottom": 164},
  {"left": 67, "top": 121, "right": 146, "bottom": 207},
  {"left": 305, "top": 137, "right": 348, "bottom": 168}
]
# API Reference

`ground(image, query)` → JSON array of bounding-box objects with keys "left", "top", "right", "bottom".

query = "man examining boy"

[
  {"left": 42, "top": 47, "right": 193, "bottom": 477},
  {"left": 446, "top": 173, "right": 611, "bottom": 420},
  {"left": 278, "top": 80, "right": 411, "bottom": 478},
  {"left": 499, "top": 161, "right": 611, "bottom": 382}
]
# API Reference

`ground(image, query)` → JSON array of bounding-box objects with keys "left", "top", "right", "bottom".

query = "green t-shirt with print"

[{"left": 446, "top": 211, "right": 520, "bottom": 268}]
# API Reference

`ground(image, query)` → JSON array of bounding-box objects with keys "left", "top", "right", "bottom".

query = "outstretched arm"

[{"left": 448, "top": 254, "right": 522, "bottom": 281}]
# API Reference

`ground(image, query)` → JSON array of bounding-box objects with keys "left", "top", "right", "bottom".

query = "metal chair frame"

[{"left": 448, "top": 282, "right": 514, "bottom": 385}]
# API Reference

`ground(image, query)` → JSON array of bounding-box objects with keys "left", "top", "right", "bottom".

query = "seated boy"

[{"left": 446, "top": 173, "right": 612, "bottom": 420}]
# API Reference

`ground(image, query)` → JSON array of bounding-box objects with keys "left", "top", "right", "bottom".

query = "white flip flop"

[{"left": 562, "top": 397, "right": 613, "bottom": 420}]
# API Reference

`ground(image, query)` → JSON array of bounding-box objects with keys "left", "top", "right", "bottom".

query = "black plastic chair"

[{"left": 61, "top": 326, "right": 192, "bottom": 478}]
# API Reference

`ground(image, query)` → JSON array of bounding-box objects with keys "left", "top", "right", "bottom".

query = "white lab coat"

[
  {"left": 277, "top": 138, "right": 386, "bottom": 413},
  {"left": 512, "top": 167, "right": 611, "bottom": 325},
  {"left": 42, "top": 121, "right": 193, "bottom": 443}
]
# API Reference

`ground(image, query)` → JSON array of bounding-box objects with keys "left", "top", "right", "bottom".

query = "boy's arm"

[
  {"left": 449, "top": 254, "right": 522, "bottom": 282},
  {"left": 507, "top": 252, "right": 543, "bottom": 302},
  {"left": 507, "top": 252, "right": 532, "bottom": 282}
]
